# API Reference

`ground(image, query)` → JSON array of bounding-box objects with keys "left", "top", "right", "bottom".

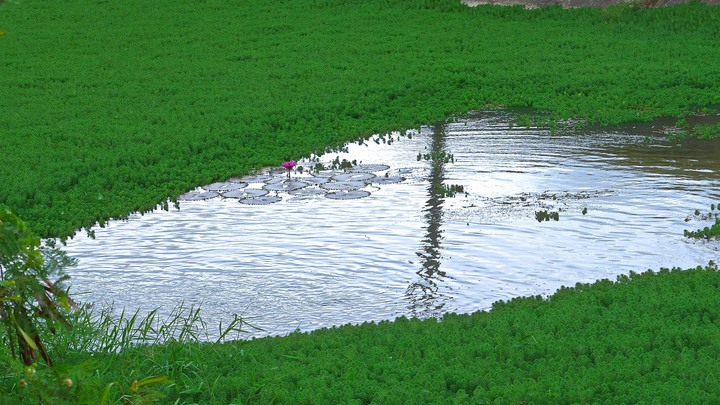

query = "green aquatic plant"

[
  {"left": 329, "top": 157, "right": 356, "bottom": 171},
  {"left": 684, "top": 219, "right": 720, "bottom": 239},
  {"left": 684, "top": 203, "right": 720, "bottom": 239},
  {"left": 3, "top": 1, "right": 720, "bottom": 238},
  {"left": 535, "top": 209, "right": 560, "bottom": 222},
  {"left": 49, "top": 264, "right": 719, "bottom": 404},
  {"left": 433, "top": 183, "right": 467, "bottom": 198},
  {"left": 668, "top": 121, "right": 720, "bottom": 140},
  {"left": 417, "top": 151, "right": 455, "bottom": 164}
]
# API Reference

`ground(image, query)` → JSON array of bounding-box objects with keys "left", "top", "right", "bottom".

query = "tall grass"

[
  {"left": 49, "top": 302, "right": 251, "bottom": 357},
  {"left": 0, "top": 302, "right": 252, "bottom": 403}
]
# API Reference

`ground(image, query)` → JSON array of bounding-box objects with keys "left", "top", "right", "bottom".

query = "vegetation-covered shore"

[
  {"left": 119, "top": 266, "right": 720, "bottom": 403},
  {"left": 2, "top": 0, "right": 720, "bottom": 402},
  {"left": 3, "top": 260, "right": 720, "bottom": 403},
  {"left": 1, "top": 0, "right": 719, "bottom": 239}
]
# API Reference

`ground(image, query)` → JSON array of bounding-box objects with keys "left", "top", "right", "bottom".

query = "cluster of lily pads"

[{"left": 178, "top": 163, "right": 406, "bottom": 205}]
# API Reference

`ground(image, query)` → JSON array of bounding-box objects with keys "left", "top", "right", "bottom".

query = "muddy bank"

[{"left": 463, "top": 0, "right": 719, "bottom": 8}]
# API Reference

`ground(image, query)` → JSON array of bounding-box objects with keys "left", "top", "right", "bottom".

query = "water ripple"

[{"left": 64, "top": 112, "right": 720, "bottom": 339}]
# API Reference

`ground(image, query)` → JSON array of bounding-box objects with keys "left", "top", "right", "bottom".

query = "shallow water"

[{"left": 64, "top": 111, "right": 720, "bottom": 339}]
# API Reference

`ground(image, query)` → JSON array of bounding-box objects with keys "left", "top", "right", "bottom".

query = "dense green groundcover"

[
  {"left": 3, "top": 265, "right": 720, "bottom": 403},
  {"left": 2, "top": 0, "right": 720, "bottom": 238},
  {"left": 3, "top": 1, "right": 720, "bottom": 402}
]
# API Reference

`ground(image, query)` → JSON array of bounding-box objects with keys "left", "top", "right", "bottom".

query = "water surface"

[{"left": 64, "top": 112, "right": 720, "bottom": 339}]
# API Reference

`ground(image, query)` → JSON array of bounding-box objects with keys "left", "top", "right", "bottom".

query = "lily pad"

[
  {"left": 222, "top": 188, "right": 268, "bottom": 198},
  {"left": 371, "top": 176, "right": 405, "bottom": 185},
  {"left": 202, "top": 182, "right": 246, "bottom": 192},
  {"left": 269, "top": 168, "right": 290, "bottom": 176},
  {"left": 227, "top": 177, "right": 251, "bottom": 184},
  {"left": 238, "top": 195, "right": 282, "bottom": 205},
  {"left": 264, "top": 180, "right": 308, "bottom": 192},
  {"left": 239, "top": 174, "right": 273, "bottom": 183},
  {"left": 288, "top": 187, "right": 327, "bottom": 197},
  {"left": 266, "top": 177, "right": 286, "bottom": 184},
  {"left": 332, "top": 172, "right": 376, "bottom": 182},
  {"left": 178, "top": 191, "right": 220, "bottom": 201},
  {"left": 321, "top": 181, "right": 366, "bottom": 191},
  {"left": 325, "top": 190, "right": 371, "bottom": 200},
  {"left": 347, "top": 164, "right": 390, "bottom": 173},
  {"left": 313, "top": 171, "right": 343, "bottom": 178},
  {"left": 301, "top": 176, "right": 330, "bottom": 185},
  {"left": 388, "top": 167, "right": 415, "bottom": 175}
]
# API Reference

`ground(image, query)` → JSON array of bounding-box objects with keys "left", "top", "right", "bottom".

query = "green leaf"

[
  {"left": 15, "top": 324, "right": 38, "bottom": 351},
  {"left": 100, "top": 382, "right": 116, "bottom": 405}
]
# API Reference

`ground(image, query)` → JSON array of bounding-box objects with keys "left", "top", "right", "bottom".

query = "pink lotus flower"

[{"left": 282, "top": 161, "right": 296, "bottom": 178}]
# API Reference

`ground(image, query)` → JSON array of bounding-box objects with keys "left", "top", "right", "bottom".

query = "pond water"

[{"left": 63, "top": 111, "right": 720, "bottom": 339}]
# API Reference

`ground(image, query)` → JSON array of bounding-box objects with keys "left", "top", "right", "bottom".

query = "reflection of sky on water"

[{"left": 64, "top": 111, "right": 720, "bottom": 339}]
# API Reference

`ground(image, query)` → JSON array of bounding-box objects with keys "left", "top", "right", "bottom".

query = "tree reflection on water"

[{"left": 406, "top": 123, "right": 454, "bottom": 318}]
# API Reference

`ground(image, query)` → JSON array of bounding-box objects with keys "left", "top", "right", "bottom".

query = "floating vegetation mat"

[
  {"left": 186, "top": 162, "right": 404, "bottom": 206},
  {"left": 445, "top": 189, "right": 616, "bottom": 223}
]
